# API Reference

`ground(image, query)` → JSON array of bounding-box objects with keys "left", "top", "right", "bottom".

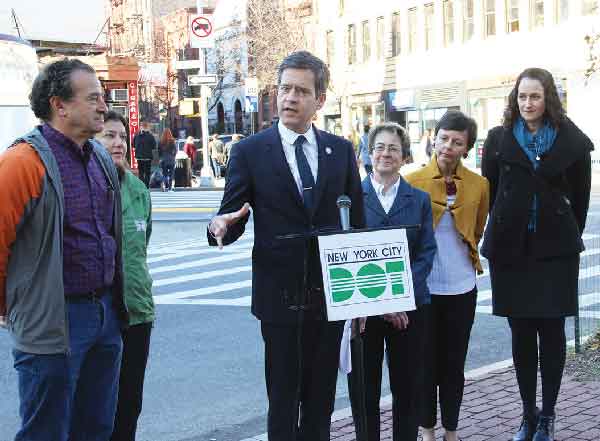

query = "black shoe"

[
  {"left": 513, "top": 408, "right": 540, "bottom": 441},
  {"left": 532, "top": 414, "right": 555, "bottom": 441}
]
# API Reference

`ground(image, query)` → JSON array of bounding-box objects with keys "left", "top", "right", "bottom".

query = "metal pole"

[
  {"left": 199, "top": 83, "right": 214, "bottom": 186},
  {"left": 574, "top": 291, "right": 581, "bottom": 353}
]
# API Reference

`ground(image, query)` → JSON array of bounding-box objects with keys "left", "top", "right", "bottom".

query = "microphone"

[{"left": 336, "top": 195, "right": 352, "bottom": 231}]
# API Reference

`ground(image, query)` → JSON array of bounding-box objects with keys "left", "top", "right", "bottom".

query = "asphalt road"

[{"left": 0, "top": 191, "right": 599, "bottom": 441}]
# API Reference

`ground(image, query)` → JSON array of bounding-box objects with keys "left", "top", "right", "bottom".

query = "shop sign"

[
  {"left": 128, "top": 81, "right": 139, "bottom": 169},
  {"left": 387, "top": 90, "right": 415, "bottom": 111}
]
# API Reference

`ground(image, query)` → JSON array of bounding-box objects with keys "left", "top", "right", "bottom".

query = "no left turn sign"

[{"left": 192, "top": 16, "right": 212, "bottom": 38}]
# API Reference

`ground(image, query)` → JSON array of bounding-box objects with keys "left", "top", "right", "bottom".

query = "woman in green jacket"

[{"left": 97, "top": 111, "right": 154, "bottom": 441}]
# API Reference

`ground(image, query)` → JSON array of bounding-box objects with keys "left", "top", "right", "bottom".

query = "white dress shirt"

[
  {"left": 370, "top": 175, "right": 401, "bottom": 214},
  {"left": 278, "top": 122, "right": 319, "bottom": 195},
  {"left": 427, "top": 194, "right": 476, "bottom": 295}
]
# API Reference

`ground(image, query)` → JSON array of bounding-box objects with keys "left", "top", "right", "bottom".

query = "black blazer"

[
  {"left": 207, "top": 125, "right": 365, "bottom": 324},
  {"left": 481, "top": 118, "right": 593, "bottom": 263}
]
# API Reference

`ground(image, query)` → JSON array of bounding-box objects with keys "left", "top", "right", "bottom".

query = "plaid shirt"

[{"left": 41, "top": 124, "right": 116, "bottom": 295}]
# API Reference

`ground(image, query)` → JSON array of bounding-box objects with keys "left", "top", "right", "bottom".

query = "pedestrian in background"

[
  {"left": 96, "top": 111, "right": 155, "bottom": 441},
  {"left": 225, "top": 133, "right": 243, "bottom": 166},
  {"left": 209, "top": 134, "right": 225, "bottom": 178},
  {"left": 359, "top": 122, "right": 436, "bottom": 441},
  {"left": 481, "top": 67, "right": 593, "bottom": 441},
  {"left": 406, "top": 111, "right": 489, "bottom": 441},
  {"left": 0, "top": 59, "right": 127, "bottom": 441},
  {"left": 133, "top": 121, "right": 156, "bottom": 188},
  {"left": 159, "top": 128, "right": 176, "bottom": 191},
  {"left": 357, "top": 124, "right": 373, "bottom": 175},
  {"left": 184, "top": 135, "right": 196, "bottom": 166}
]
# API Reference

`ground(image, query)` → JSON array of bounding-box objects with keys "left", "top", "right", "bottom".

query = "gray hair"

[
  {"left": 368, "top": 122, "right": 411, "bottom": 159},
  {"left": 277, "top": 51, "right": 330, "bottom": 97},
  {"left": 30, "top": 58, "right": 96, "bottom": 121}
]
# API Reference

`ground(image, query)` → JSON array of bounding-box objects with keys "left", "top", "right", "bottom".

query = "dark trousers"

[
  {"left": 137, "top": 160, "right": 152, "bottom": 188},
  {"left": 13, "top": 291, "right": 123, "bottom": 441},
  {"left": 362, "top": 307, "right": 427, "bottom": 441},
  {"left": 260, "top": 320, "right": 344, "bottom": 441},
  {"left": 13, "top": 351, "right": 70, "bottom": 441},
  {"left": 507, "top": 317, "right": 566, "bottom": 417},
  {"left": 420, "top": 289, "right": 476, "bottom": 431},
  {"left": 161, "top": 161, "right": 174, "bottom": 189},
  {"left": 111, "top": 322, "right": 153, "bottom": 441}
]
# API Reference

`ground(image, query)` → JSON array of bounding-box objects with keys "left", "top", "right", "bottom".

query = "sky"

[{"left": 0, "top": 0, "right": 107, "bottom": 43}]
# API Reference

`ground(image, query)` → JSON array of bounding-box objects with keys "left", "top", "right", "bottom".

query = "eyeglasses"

[{"left": 372, "top": 144, "right": 402, "bottom": 154}]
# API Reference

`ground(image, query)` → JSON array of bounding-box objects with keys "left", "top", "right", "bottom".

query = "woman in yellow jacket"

[{"left": 405, "top": 111, "right": 489, "bottom": 441}]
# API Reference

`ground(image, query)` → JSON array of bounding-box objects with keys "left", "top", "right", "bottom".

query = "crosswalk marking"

[
  {"left": 150, "top": 251, "right": 251, "bottom": 275},
  {"left": 153, "top": 280, "right": 253, "bottom": 303},
  {"left": 153, "top": 265, "right": 252, "bottom": 287},
  {"left": 148, "top": 244, "right": 251, "bottom": 264},
  {"left": 148, "top": 235, "right": 254, "bottom": 256},
  {"left": 151, "top": 191, "right": 224, "bottom": 209},
  {"left": 149, "top": 232, "right": 600, "bottom": 315}
]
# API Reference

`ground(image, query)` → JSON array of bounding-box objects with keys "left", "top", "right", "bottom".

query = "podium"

[{"left": 276, "top": 224, "right": 419, "bottom": 441}]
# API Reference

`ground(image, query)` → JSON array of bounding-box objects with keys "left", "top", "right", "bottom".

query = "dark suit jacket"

[
  {"left": 208, "top": 124, "right": 365, "bottom": 324},
  {"left": 481, "top": 118, "right": 593, "bottom": 263},
  {"left": 362, "top": 176, "right": 437, "bottom": 307}
]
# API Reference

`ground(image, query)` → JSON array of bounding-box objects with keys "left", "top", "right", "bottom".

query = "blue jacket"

[{"left": 362, "top": 176, "right": 436, "bottom": 307}]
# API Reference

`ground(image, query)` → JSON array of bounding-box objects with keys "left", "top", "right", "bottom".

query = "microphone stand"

[
  {"left": 337, "top": 196, "right": 369, "bottom": 441},
  {"left": 276, "top": 224, "right": 420, "bottom": 440}
]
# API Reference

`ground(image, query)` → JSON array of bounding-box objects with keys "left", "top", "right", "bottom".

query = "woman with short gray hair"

[{"left": 359, "top": 122, "right": 437, "bottom": 441}]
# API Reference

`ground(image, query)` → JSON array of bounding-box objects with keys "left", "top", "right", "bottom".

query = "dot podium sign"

[
  {"left": 318, "top": 228, "right": 417, "bottom": 321},
  {"left": 190, "top": 15, "right": 214, "bottom": 49}
]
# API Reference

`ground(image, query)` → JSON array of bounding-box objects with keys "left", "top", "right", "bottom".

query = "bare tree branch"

[{"left": 246, "top": 0, "right": 306, "bottom": 92}]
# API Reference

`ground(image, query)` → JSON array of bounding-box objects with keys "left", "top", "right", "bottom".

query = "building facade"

[
  {"left": 208, "top": 0, "right": 250, "bottom": 135},
  {"left": 312, "top": 0, "right": 600, "bottom": 168}
]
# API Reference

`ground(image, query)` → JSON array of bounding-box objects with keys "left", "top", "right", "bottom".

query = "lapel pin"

[{"left": 325, "top": 147, "right": 332, "bottom": 155}]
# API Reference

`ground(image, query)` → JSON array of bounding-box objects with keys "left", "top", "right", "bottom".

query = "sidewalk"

[{"left": 330, "top": 367, "right": 600, "bottom": 440}]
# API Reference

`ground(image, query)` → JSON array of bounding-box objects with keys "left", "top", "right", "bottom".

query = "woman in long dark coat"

[{"left": 481, "top": 67, "right": 593, "bottom": 441}]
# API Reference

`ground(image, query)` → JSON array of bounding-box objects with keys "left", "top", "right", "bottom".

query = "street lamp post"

[{"left": 199, "top": 83, "right": 214, "bottom": 186}]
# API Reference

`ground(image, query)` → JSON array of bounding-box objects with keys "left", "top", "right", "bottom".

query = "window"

[
  {"left": 376, "top": 16, "right": 385, "bottom": 59},
  {"left": 326, "top": 30, "right": 334, "bottom": 66},
  {"left": 392, "top": 12, "right": 401, "bottom": 56},
  {"left": 556, "top": 0, "right": 569, "bottom": 22},
  {"left": 506, "top": 0, "right": 519, "bottom": 32},
  {"left": 425, "top": 3, "right": 435, "bottom": 50},
  {"left": 484, "top": 0, "right": 496, "bottom": 37},
  {"left": 583, "top": 0, "right": 598, "bottom": 15},
  {"left": 531, "top": 0, "right": 544, "bottom": 28},
  {"left": 444, "top": 0, "right": 454, "bottom": 46},
  {"left": 347, "top": 24, "right": 356, "bottom": 65},
  {"left": 463, "top": 0, "right": 475, "bottom": 41},
  {"left": 362, "top": 20, "right": 371, "bottom": 62},
  {"left": 408, "top": 8, "right": 417, "bottom": 52}
]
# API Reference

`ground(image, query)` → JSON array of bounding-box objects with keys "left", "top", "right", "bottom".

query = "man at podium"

[{"left": 207, "top": 51, "right": 365, "bottom": 441}]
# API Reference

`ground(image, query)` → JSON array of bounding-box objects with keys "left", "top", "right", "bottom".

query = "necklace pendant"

[{"left": 536, "top": 155, "right": 540, "bottom": 161}]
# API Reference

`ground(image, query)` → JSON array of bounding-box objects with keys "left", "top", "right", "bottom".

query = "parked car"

[
  {"left": 217, "top": 133, "right": 245, "bottom": 145},
  {"left": 175, "top": 138, "right": 202, "bottom": 151}
]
